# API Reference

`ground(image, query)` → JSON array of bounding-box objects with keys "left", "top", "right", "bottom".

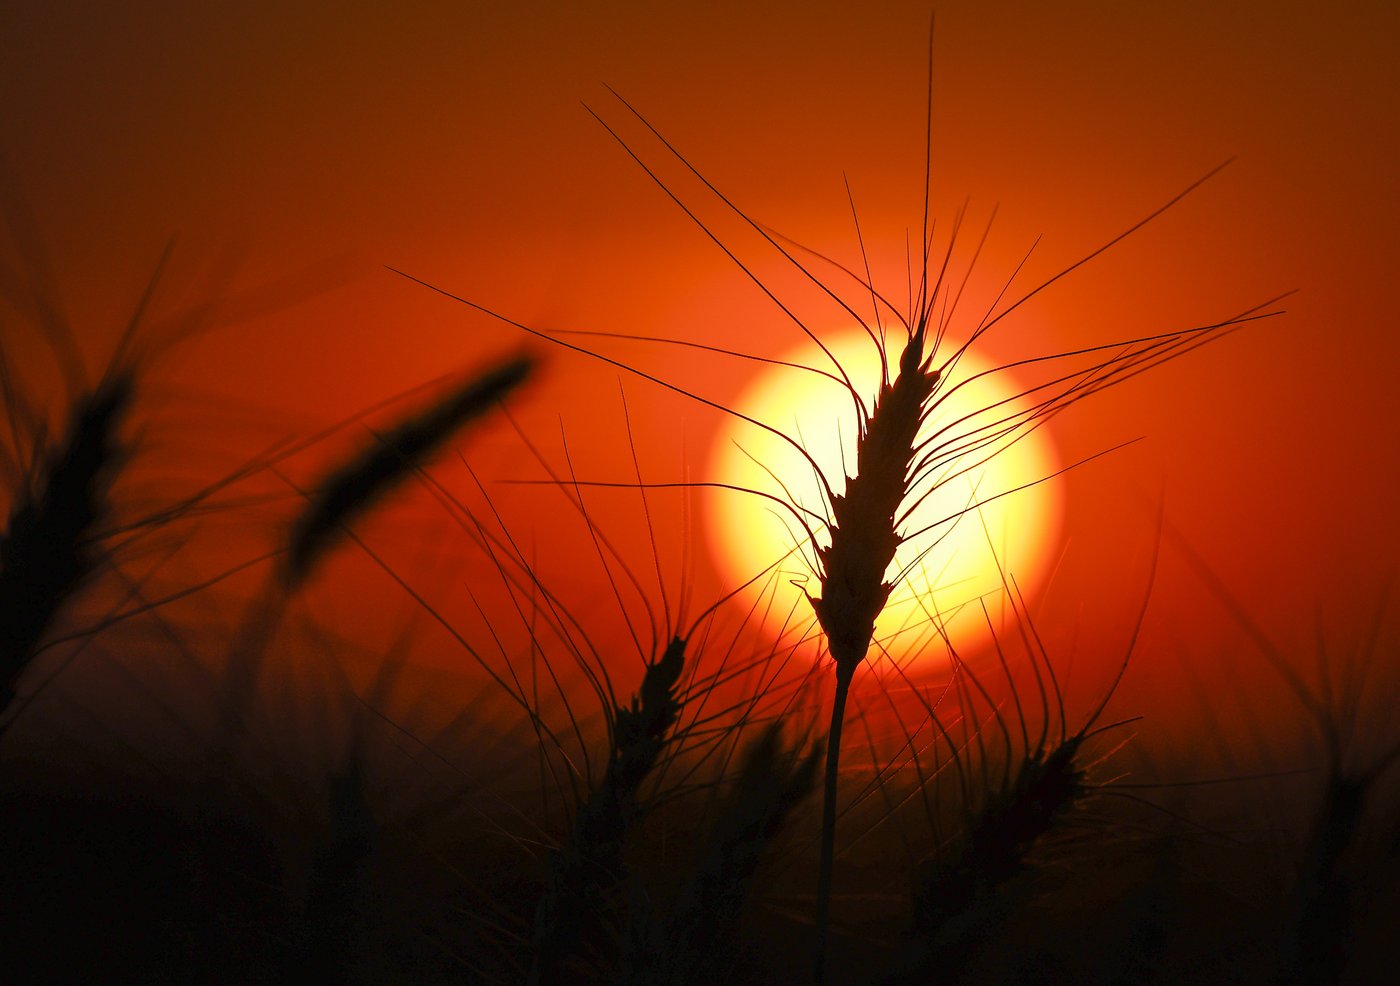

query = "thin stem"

[{"left": 814, "top": 660, "right": 855, "bottom": 985}]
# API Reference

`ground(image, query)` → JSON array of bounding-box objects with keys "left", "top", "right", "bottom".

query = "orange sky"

[{"left": 4, "top": 1, "right": 1398, "bottom": 766}]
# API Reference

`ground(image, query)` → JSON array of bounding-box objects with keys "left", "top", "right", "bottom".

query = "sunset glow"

[
  {"left": 706, "top": 329, "right": 1061, "bottom": 668},
  {"left": 3, "top": 2, "right": 1397, "bottom": 981}
]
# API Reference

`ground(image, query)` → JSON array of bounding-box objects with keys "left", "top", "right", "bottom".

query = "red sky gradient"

[{"left": 4, "top": 1, "right": 1398, "bottom": 773}]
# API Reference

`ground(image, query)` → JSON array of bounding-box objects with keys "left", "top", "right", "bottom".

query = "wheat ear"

[
  {"left": 630, "top": 721, "right": 822, "bottom": 984},
  {"left": 882, "top": 546, "right": 1154, "bottom": 983},
  {"left": 528, "top": 636, "right": 686, "bottom": 984},
  {"left": 1, "top": 375, "right": 132, "bottom": 717},
  {"left": 283, "top": 352, "right": 533, "bottom": 586},
  {"left": 810, "top": 325, "right": 938, "bottom": 981}
]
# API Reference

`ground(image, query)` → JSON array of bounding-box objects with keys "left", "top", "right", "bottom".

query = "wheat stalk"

[
  {"left": 528, "top": 636, "right": 686, "bottom": 985},
  {"left": 283, "top": 351, "right": 534, "bottom": 587},
  {"left": 0, "top": 374, "right": 132, "bottom": 718},
  {"left": 808, "top": 324, "right": 940, "bottom": 980},
  {"left": 876, "top": 551, "right": 1152, "bottom": 983},
  {"left": 629, "top": 721, "right": 822, "bottom": 985}
]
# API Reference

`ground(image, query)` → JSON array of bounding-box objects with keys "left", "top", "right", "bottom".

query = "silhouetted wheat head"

[
  {"left": 1167, "top": 550, "right": 1400, "bottom": 985},
  {"left": 629, "top": 720, "right": 822, "bottom": 985},
  {"left": 872, "top": 572, "right": 1147, "bottom": 984},
  {"left": 284, "top": 351, "right": 535, "bottom": 587},
  {"left": 811, "top": 329, "right": 939, "bottom": 675},
  {"left": 198, "top": 350, "right": 537, "bottom": 796},
  {"left": 805, "top": 322, "right": 943, "bottom": 980},
  {"left": 1, "top": 374, "right": 133, "bottom": 716},
  {"left": 528, "top": 636, "right": 685, "bottom": 984}
]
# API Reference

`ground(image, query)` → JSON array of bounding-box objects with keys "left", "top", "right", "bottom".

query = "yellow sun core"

[{"left": 705, "top": 328, "right": 1063, "bottom": 672}]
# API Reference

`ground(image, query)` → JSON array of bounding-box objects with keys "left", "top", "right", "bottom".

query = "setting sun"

[{"left": 706, "top": 327, "right": 1062, "bottom": 669}]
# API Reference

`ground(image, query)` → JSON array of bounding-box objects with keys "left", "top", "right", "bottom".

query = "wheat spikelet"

[
  {"left": 809, "top": 329, "right": 939, "bottom": 671},
  {"left": 810, "top": 325, "right": 940, "bottom": 980},
  {"left": 283, "top": 352, "right": 534, "bottom": 587},
  {"left": 874, "top": 687, "right": 1097, "bottom": 986},
  {"left": 0, "top": 374, "right": 132, "bottom": 715},
  {"left": 528, "top": 636, "right": 686, "bottom": 985},
  {"left": 629, "top": 722, "right": 822, "bottom": 985},
  {"left": 910, "top": 738, "right": 1086, "bottom": 942},
  {"left": 878, "top": 553, "right": 1153, "bottom": 984},
  {"left": 878, "top": 749, "right": 1092, "bottom": 985},
  {"left": 1276, "top": 615, "right": 1400, "bottom": 983}
]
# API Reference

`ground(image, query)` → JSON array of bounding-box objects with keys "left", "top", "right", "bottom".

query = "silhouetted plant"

[
  {"left": 1, "top": 374, "right": 132, "bottom": 717},
  {"left": 284, "top": 352, "right": 535, "bottom": 586},
  {"left": 628, "top": 721, "right": 822, "bottom": 984},
  {"left": 528, "top": 636, "right": 686, "bottom": 985}
]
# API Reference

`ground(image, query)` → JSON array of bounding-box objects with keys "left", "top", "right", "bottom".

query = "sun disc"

[{"left": 705, "top": 328, "right": 1063, "bottom": 671}]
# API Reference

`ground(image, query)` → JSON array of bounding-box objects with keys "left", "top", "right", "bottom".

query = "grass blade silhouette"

[
  {"left": 1, "top": 375, "right": 132, "bottom": 716},
  {"left": 283, "top": 352, "right": 534, "bottom": 586},
  {"left": 529, "top": 636, "right": 686, "bottom": 985},
  {"left": 631, "top": 721, "right": 822, "bottom": 985}
]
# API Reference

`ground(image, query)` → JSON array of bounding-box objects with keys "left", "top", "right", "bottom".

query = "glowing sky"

[{"left": 4, "top": 1, "right": 1398, "bottom": 745}]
